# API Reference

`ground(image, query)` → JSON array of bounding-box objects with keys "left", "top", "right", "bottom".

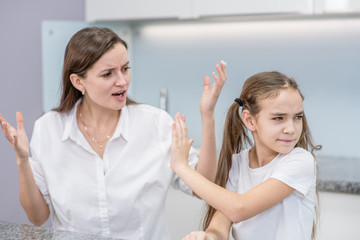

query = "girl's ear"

[
  {"left": 69, "top": 73, "right": 85, "bottom": 92},
  {"left": 242, "top": 109, "right": 256, "bottom": 132}
]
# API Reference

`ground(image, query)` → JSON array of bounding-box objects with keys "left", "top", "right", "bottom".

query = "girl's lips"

[{"left": 278, "top": 139, "right": 294, "bottom": 143}]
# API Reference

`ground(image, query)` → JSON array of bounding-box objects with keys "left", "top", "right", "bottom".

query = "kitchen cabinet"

[
  {"left": 313, "top": 0, "right": 360, "bottom": 14},
  {"left": 193, "top": 0, "right": 313, "bottom": 17},
  {"left": 85, "top": 0, "right": 313, "bottom": 22},
  {"left": 85, "top": 0, "right": 194, "bottom": 21}
]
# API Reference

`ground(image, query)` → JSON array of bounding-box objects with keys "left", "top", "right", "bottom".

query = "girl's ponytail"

[{"left": 203, "top": 101, "right": 251, "bottom": 229}]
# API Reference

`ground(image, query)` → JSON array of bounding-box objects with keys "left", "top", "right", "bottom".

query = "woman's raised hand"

[
  {"left": 200, "top": 60, "right": 227, "bottom": 115},
  {"left": 183, "top": 231, "right": 216, "bottom": 240},
  {"left": 170, "top": 113, "right": 194, "bottom": 171},
  {"left": 0, "top": 112, "right": 30, "bottom": 163}
]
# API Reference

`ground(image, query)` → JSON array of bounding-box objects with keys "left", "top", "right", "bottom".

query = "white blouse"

[{"left": 29, "top": 100, "right": 198, "bottom": 239}]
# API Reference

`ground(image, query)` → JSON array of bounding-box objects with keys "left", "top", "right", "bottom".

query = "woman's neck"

[{"left": 78, "top": 100, "right": 120, "bottom": 129}]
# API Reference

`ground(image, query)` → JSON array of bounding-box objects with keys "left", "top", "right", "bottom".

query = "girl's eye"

[
  {"left": 295, "top": 115, "right": 304, "bottom": 120},
  {"left": 123, "top": 66, "right": 131, "bottom": 72},
  {"left": 273, "top": 117, "right": 283, "bottom": 121}
]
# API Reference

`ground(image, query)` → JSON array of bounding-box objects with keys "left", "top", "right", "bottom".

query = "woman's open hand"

[
  {"left": 170, "top": 113, "right": 193, "bottom": 171},
  {"left": 200, "top": 60, "right": 227, "bottom": 115},
  {"left": 0, "top": 112, "right": 30, "bottom": 163}
]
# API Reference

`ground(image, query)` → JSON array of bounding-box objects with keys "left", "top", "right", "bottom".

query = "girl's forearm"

[
  {"left": 196, "top": 113, "right": 217, "bottom": 182},
  {"left": 175, "top": 163, "right": 239, "bottom": 222},
  {"left": 17, "top": 159, "right": 50, "bottom": 226}
]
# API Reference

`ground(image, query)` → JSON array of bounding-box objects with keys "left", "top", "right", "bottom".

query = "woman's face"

[
  {"left": 252, "top": 88, "right": 304, "bottom": 157},
  {"left": 82, "top": 43, "right": 131, "bottom": 111}
]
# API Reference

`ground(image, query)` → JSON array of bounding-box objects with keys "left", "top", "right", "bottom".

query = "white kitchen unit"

[
  {"left": 85, "top": 0, "right": 194, "bottom": 21},
  {"left": 85, "top": 0, "right": 314, "bottom": 22},
  {"left": 313, "top": 0, "right": 360, "bottom": 14},
  {"left": 193, "top": 0, "right": 313, "bottom": 17}
]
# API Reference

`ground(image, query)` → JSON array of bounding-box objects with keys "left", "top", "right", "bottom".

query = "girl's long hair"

[
  {"left": 53, "top": 27, "right": 136, "bottom": 113},
  {"left": 202, "top": 71, "right": 321, "bottom": 239}
]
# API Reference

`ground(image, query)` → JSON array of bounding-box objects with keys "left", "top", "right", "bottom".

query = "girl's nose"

[{"left": 283, "top": 120, "right": 296, "bottom": 134}]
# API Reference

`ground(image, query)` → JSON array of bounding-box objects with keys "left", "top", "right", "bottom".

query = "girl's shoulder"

[{"left": 285, "top": 147, "right": 314, "bottom": 161}]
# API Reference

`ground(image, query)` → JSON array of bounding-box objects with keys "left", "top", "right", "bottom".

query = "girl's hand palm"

[
  {"left": 200, "top": 61, "right": 227, "bottom": 114},
  {"left": 0, "top": 112, "right": 30, "bottom": 162}
]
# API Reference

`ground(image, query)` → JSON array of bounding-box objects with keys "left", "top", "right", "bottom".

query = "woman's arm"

[
  {"left": 195, "top": 61, "right": 226, "bottom": 182},
  {"left": 171, "top": 115, "right": 294, "bottom": 223},
  {"left": 0, "top": 112, "right": 50, "bottom": 226}
]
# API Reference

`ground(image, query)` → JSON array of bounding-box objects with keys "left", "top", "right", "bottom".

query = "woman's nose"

[{"left": 115, "top": 72, "right": 126, "bottom": 86}]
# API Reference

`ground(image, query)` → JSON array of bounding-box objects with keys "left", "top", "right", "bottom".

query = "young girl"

[{"left": 171, "top": 71, "right": 321, "bottom": 240}]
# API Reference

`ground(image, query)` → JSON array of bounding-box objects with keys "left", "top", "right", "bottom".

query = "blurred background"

[{"left": 1, "top": 1, "right": 360, "bottom": 239}]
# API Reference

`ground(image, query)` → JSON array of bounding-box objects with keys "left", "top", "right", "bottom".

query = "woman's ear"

[
  {"left": 242, "top": 109, "right": 256, "bottom": 132},
  {"left": 69, "top": 73, "right": 84, "bottom": 92}
]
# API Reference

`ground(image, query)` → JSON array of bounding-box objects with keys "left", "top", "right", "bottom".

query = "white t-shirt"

[
  {"left": 29, "top": 100, "right": 198, "bottom": 239},
  {"left": 226, "top": 147, "right": 316, "bottom": 240}
]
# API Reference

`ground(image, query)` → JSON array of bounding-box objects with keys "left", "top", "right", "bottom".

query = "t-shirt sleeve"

[
  {"left": 225, "top": 154, "right": 240, "bottom": 192},
  {"left": 271, "top": 148, "right": 316, "bottom": 197},
  {"left": 29, "top": 119, "right": 50, "bottom": 204},
  {"left": 158, "top": 110, "right": 198, "bottom": 195}
]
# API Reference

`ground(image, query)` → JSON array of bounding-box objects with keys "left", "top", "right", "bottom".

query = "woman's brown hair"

[
  {"left": 203, "top": 71, "right": 321, "bottom": 239},
  {"left": 53, "top": 27, "right": 136, "bottom": 112}
]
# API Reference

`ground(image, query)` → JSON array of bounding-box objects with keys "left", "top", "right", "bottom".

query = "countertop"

[
  {"left": 0, "top": 221, "right": 118, "bottom": 240},
  {"left": 317, "top": 156, "right": 360, "bottom": 194}
]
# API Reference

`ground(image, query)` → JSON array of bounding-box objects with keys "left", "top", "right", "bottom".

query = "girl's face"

[
  {"left": 252, "top": 88, "right": 303, "bottom": 156},
  {"left": 82, "top": 43, "right": 131, "bottom": 111}
]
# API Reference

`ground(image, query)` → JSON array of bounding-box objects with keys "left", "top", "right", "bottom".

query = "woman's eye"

[
  {"left": 102, "top": 72, "right": 111, "bottom": 78},
  {"left": 273, "top": 117, "right": 283, "bottom": 121},
  {"left": 295, "top": 115, "right": 304, "bottom": 120}
]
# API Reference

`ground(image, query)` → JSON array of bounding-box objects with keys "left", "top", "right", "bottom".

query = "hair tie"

[{"left": 234, "top": 98, "right": 244, "bottom": 107}]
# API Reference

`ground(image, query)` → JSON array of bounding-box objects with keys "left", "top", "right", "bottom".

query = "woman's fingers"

[
  {"left": 16, "top": 112, "right": 24, "bottom": 132},
  {"left": 0, "top": 113, "right": 16, "bottom": 144}
]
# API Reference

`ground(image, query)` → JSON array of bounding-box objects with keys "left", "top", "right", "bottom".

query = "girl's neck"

[{"left": 249, "top": 146, "right": 278, "bottom": 168}]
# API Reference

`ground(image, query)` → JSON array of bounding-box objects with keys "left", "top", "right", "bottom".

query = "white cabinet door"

[
  {"left": 314, "top": 0, "right": 360, "bottom": 14},
  {"left": 193, "top": 0, "right": 313, "bottom": 17},
  {"left": 85, "top": 0, "right": 194, "bottom": 22}
]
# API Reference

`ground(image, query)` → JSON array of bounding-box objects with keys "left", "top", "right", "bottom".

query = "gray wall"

[{"left": 0, "top": 0, "right": 85, "bottom": 224}]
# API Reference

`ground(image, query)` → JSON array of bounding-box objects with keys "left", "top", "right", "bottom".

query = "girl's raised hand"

[
  {"left": 200, "top": 60, "right": 227, "bottom": 115},
  {"left": 170, "top": 113, "right": 194, "bottom": 171},
  {"left": 0, "top": 112, "right": 30, "bottom": 163},
  {"left": 183, "top": 231, "right": 216, "bottom": 240}
]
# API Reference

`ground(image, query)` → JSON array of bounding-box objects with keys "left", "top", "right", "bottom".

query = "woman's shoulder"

[
  {"left": 127, "top": 104, "right": 172, "bottom": 121},
  {"left": 34, "top": 110, "right": 69, "bottom": 127}
]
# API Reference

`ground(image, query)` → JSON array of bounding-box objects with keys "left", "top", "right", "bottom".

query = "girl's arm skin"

[
  {"left": 170, "top": 115, "right": 294, "bottom": 223},
  {"left": 195, "top": 61, "right": 226, "bottom": 182},
  {"left": 183, "top": 211, "right": 232, "bottom": 240},
  {"left": 0, "top": 112, "right": 50, "bottom": 226}
]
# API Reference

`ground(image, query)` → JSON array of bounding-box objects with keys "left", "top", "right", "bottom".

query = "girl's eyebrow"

[{"left": 270, "top": 111, "right": 304, "bottom": 116}]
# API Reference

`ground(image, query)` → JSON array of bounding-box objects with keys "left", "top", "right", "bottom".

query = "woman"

[{"left": 0, "top": 27, "right": 226, "bottom": 239}]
